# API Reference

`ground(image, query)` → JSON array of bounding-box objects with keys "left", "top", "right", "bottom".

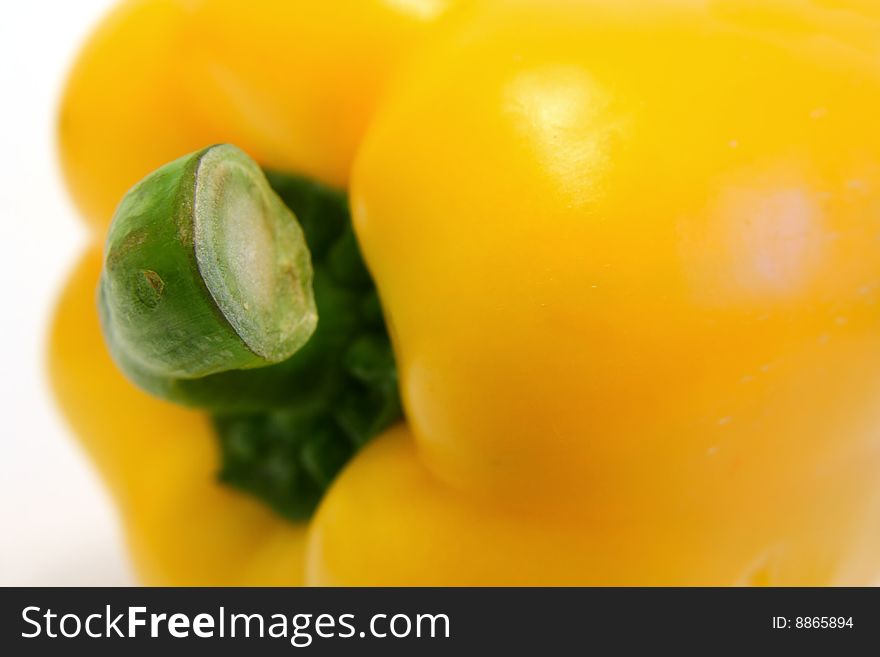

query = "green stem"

[
  {"left": 100, "top": 144, "right": 316, "bottom": 395},
  {"left": 99, "top": 145, "right": 401, "bottom": 520}
]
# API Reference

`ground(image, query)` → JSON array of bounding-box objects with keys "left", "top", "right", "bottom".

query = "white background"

[{"left": 0, "top": 1, "right": 135, "bottom": 585}]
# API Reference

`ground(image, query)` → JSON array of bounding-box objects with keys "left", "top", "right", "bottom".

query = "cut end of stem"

[{"left": 194, "top": 145, "right": 317, "bottom": 364}]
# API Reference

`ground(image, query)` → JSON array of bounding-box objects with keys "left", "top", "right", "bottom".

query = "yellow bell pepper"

[{"left": 51, "top": 0, "right": 880, "bottom": 587}]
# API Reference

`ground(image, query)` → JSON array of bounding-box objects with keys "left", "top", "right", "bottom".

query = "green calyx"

[{"left": 98, "top": 145, "right": 401, "bottom": 521}]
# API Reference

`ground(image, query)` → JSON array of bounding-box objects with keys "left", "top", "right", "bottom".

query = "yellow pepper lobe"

[
  {"left": 58, "top": 0, "right": 457, "bottom": 232},
  {"left": 307, "top": 425, "right": 880, "bottom": 585},
  {"left": 349, "top": 0, "right": 880, "bottom": 581},
  {"left": 49, "top": 248, "right": 308, "bottom": 585}
]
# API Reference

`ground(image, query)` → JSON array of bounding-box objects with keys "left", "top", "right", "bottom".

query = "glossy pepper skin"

[
  {"left": 53, "top": 0, "right": 880, "bottom": 586},
  {"left": 325, "top": 0, "right": 880, "bottom": 584},
  {"left": 59, "top": 0, "right": 455, "bottom": 231}
]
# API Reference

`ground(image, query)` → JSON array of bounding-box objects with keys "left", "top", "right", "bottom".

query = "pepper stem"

[
  {"left": 98, "top": 145, "right": 402, "bottom": 520},
  {"left": 100, "top": 144, "right": 316, "bottom": 392}
]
